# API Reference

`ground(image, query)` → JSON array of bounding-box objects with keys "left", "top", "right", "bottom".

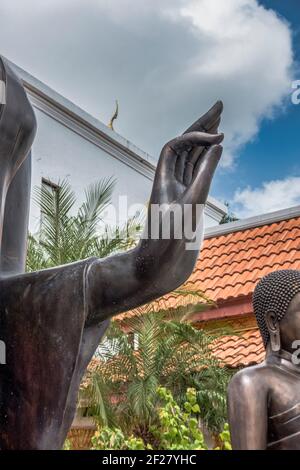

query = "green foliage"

[
  {"left": 82, "top": 302, "right": 231, "bottom": 437},
  {"left": 220, "top": 202, "right": 239, "bottom": 225},
  {"left": 63, "top": 439, "right": 72, "bottom": 450},
  {"left": 216, "top": 423, "right": 232, "bottom": 450},
  {"left": 91, "top": 388, "right": 231, "bottom": 450},
  {"left": 26, "top": 178, "right": 141, "bottom": 271},
  {"left": 91, "top": 427, "right": 148, "bottom": 450},
  {"left": 153, "top": 387, "right": 206, "bottom": 450}
]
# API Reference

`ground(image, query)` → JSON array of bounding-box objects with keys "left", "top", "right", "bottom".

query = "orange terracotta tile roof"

[
  {"left": 211, "top": 329, "right": 265, "bottom": 368},
  {"left": 177, "top": 216, "right": 300, "bottom": 304},
  {"left": 117, "top": 215, "right": 300, "bottom": 321},
  {"left": 115, "top": 213, "right": 300, "bottom": 368}
]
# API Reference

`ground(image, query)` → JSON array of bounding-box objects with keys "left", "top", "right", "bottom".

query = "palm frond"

[
  {"left": 27, "top": 177, "right": 129, "bottom": 270},
  {"left": 26, "top": 234, "right": 50, "bottom": 271},
  {"left": 127, "top": 375, "right": 159, "bottom": 425},
  {"left": 34, "top": 179, "right": 76, "bottom": 266},
  {"left": 76, "top": 178, "right": 115, "bottom": 257},
  {"left": 86, "top": 374, "right": 117, "bottom": 428}
]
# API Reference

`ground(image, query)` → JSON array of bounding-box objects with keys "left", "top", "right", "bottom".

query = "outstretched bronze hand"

[
  {"left": 89, "top": 101, "right": 224, "bottom": 321},
  {"left": 150, "top": 101, "right": 223, "bottom": 205}
]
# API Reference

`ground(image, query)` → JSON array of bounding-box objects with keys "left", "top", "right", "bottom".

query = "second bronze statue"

[
  {"left": 228, "top": 270, "right": 300, "bottom": 450},
  {"left": 0, "top": 57, "right": 224, "bottom": 449}
]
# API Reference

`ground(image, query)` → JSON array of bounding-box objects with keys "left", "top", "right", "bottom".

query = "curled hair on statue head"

[{"left": 253, "top": 270, "right": 300, "bottom": 348}]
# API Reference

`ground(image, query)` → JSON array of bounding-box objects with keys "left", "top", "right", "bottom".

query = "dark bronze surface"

[
  {"left": 0, "top": 57, "right": 223, "bottom": 449},
  {"left": 228, "top": 292, "right": 300, "bottom": 450}
]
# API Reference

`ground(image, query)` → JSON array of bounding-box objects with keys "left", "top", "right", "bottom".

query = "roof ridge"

[
  {"left": 205, "top": 208, "right": 300, "bottom": 239},
  {"left": 203, "top": 218, "right": 300, "bottom": 249}
]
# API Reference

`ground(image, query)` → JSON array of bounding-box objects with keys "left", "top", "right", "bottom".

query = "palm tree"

[
  {"left": 26, "top": 178, "right": 141, "bottom": 271},
  {"left": 81, "top": 290, "right": 231, "bottom": 441}
]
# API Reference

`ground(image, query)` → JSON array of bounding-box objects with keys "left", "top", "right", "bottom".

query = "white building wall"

[
  {"left": 30, "top": 108, "right": 153, "bottom": 233},
  {"left": 9, "top": 60, "right": 227, "bottom": 234}
]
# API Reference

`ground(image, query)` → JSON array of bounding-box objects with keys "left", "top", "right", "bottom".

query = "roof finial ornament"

[{"left": 108, "top": 99, "right": 119, "bottom": 131}]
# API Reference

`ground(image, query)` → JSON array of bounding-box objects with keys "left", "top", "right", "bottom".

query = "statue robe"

[{"left": 0, "top": 257, "right": 110, "bottom": 450}]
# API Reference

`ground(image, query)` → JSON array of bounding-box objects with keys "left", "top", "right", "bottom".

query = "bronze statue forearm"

[{"left": 86, "top": 125, "right": 223, "bottom": 325}]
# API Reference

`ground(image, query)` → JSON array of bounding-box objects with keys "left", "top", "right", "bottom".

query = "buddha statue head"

[{"left": 253, "top": 270, "right": 300, "bottom": 356}]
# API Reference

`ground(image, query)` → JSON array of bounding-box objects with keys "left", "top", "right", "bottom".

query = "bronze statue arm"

[
  {"left": 227, "top": 371, "right": 268, "bottom": 450},
  {"left": 86, "top": 103, "right": 224, "bottom": 324}
]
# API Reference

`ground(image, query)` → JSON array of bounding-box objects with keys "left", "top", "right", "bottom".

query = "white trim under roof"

[
  {"left": 205, "top": 196, "right": 227, "bottom": 223},
  {"left": 205, "top": 205, "right": 300, "bottom": 239}
]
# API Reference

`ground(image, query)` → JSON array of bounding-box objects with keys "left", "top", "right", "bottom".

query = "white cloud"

[
  {"left": 0, "top": 0, "right": 294, "bottom": 165},
  {"left": 233, "top": 177, "right": 300, "bottom": 217}
]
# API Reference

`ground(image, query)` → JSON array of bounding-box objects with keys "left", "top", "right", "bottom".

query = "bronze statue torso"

[
  {"left": 0, "top": 259, "right": 110, "bottom": 449},
  {"left": 228, "top": 351, "right": 300, "bottom": 450},
  {"left": 266, "top": 353, "right": 300, "bottom": 450}
]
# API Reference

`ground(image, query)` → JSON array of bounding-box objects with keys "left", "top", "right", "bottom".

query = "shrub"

[{"left": 91, "top": 387, "right": 231, "bottom": 450}]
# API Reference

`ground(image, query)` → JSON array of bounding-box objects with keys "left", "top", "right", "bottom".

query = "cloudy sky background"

[{"left": 0, "top": 0, "right": 299, "bottom": 218}]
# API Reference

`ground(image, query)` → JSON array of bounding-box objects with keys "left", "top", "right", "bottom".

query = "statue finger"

[
  {"left": 208, "top": 115, "right": 221, "bottom": 134},
  {"left": 175, "top": 150, "right": 189, "bottom": 183},
  {"left": 170, "top": 131, "right": 224, "bottom": 153},
  {"left": 183, "top": 146, "right": 204, "bottom": 186},
  {"left": 183, "top": 144, "right": 223, "bottom": 205},
  {"left": 183, "top": 101, "right": 223, "bottom": 134}
]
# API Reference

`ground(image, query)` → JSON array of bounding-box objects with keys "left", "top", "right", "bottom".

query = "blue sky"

[{"left": 213, "top": 0, "right": 300, "bottom": 216}]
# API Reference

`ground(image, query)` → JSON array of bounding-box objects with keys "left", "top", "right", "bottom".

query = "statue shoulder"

[{"left": 228, "top": 362, "right": 269, "bottom": 396}]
